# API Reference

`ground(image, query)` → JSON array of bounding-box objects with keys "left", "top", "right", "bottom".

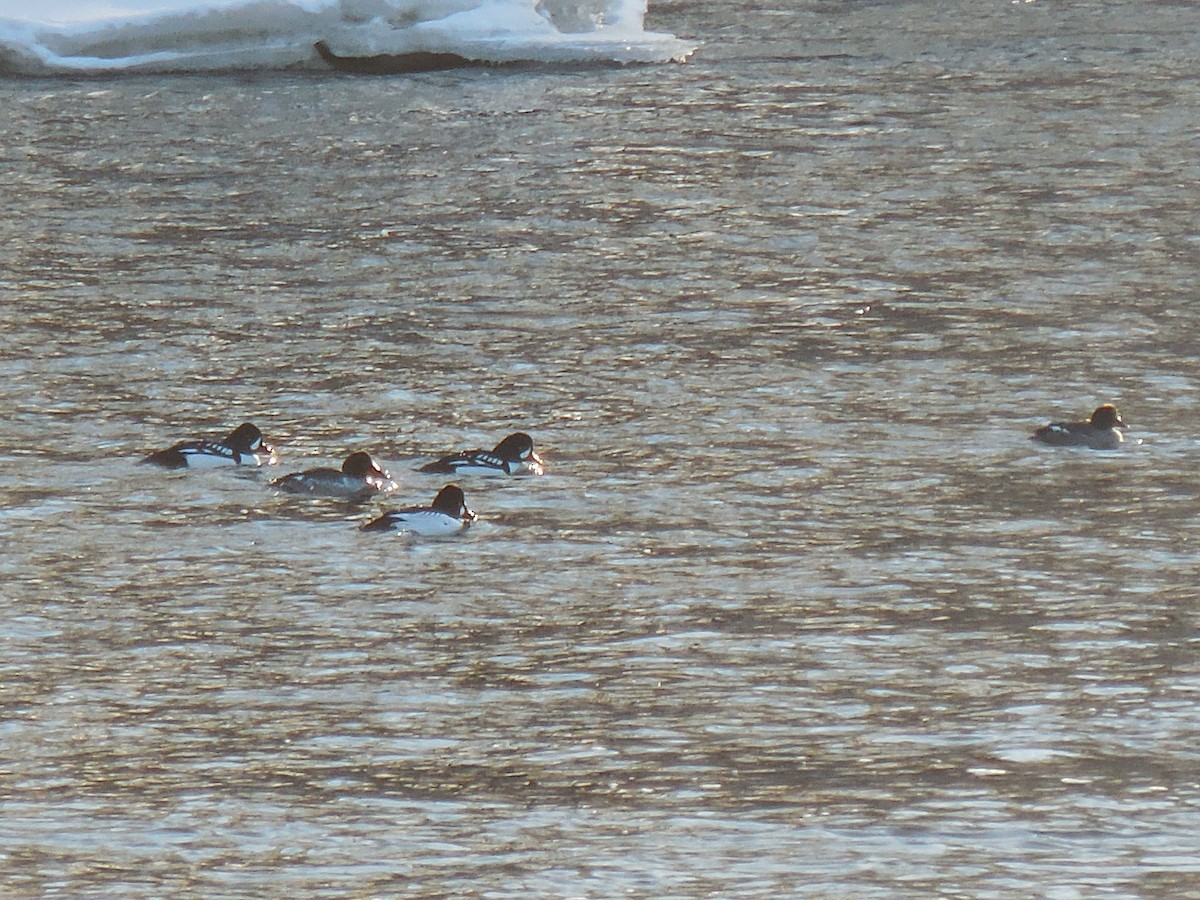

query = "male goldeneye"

[
  {"left": 419, "top": 432, "right": 544, "bottom": 476},
  {"left": 360, "top": 484, "right": 476, "bottom": 536},
  {"left": 1031, "top": 404, "right": 1127, "bottom": 450},
  {"left": 141, "top": 422, "right": 275, "bottom": 468},
  {"left": 272, "top": 451, "right": 398, "bottom": 500}
]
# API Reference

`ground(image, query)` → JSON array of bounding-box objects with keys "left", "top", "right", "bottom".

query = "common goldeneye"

[
  {"left": 1031, "top": 404, "right": 1127, "bottom": 449},
  {"left": 272, "top": 451, "right": 398, "bottom": 500},
  {"left": 360, "top": 484, "right": 476, "bottom": 536},
  {"left": 419, "top": 432, "right": 544, "bottom": 476},
  {"left": 141, "top": 422, "right": 275, "bottom": 468}
]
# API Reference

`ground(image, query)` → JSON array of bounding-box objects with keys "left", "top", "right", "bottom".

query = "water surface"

[{"left": 3, "top": 1, "right": 1200, "bottom": 896}]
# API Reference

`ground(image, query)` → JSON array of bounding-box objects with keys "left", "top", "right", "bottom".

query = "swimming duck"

[
  {"left": 141, "top": 422, "right": 274, "bottom": 468},
  {"left": 1031, "top": 404, "right": 1126, "bottom": 449},
  {"left": 272, "top": 451, "right": 398, "bottom": 500},
  {"left": 360, "top": 484, "right": 475, "bottom": 536},
  {"left": 419, "top": 432, "right": 544, "bottom": 476}
]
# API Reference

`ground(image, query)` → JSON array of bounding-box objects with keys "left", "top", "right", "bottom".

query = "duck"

[
  {"left": 140, "top": 422, "right": 275, "bottom": 468},
  {"left": 1031, "top": 404, "right": 1127, "bottom": 449},
  {"left": 271, "top": 451, "right": 398, "bottom": 500},
  {"left": 419, "top": 432, "right": 544, "bottom": 476},
  {"left": 360, "top": 484, "right": 476, "bottom": 536}
]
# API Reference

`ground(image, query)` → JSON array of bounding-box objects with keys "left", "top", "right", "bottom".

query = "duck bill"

[
  {"left": 1115, "top": 418, "right": 1128, "bottom": 431},
  {"left": 463, "top": 507, "right": 478, "bottom": 524}
]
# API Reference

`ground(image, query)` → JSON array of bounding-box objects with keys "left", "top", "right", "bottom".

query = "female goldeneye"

[
  {"left": 1031, "top": 404, "right": 1127, "bottom": 449},
  {"left": 141, "top": 422, "right": 275, "bottom": 468},
  {"left": 360, "top": 484, "right": 476, "bottom": 536},
  {"left": 272, "top": 451, "right": 398, "bottom": 500},
  {"left": 419, "top": 432, "right": 544, "bottom": 476}
]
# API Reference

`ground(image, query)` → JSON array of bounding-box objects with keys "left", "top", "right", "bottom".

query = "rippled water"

[{"left": 4, "top": 1, "right": 1200, "bottom": 896}]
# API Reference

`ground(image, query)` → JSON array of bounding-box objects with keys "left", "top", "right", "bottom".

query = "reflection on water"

[{"left": 4, "top": 1, "right": 1200, "bottom": 895}]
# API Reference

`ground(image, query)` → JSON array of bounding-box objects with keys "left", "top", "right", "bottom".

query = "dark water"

[{"left": 4, "top": 1, "right": 1200, "bottom": 896}]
